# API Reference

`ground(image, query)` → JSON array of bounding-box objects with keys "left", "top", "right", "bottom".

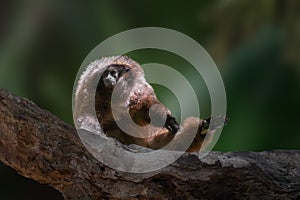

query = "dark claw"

[{"left": 164, "top": 115, "right": 180, "bottom": 134}]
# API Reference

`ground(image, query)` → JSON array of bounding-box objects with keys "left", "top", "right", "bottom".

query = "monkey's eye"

[
  {"left": 125, "top": 68, "right": 130, "bottom": 73},
  {"left": 109, "top": 70, "right": 118, "bottom": 78}
]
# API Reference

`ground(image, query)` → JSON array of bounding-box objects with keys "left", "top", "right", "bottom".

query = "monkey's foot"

[{"left": 199, "top": 115, "right": 228, "bottom": 135}]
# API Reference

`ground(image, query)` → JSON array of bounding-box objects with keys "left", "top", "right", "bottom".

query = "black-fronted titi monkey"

[{"left": 91, "top": 56, "right": 226, "bottom": 152}]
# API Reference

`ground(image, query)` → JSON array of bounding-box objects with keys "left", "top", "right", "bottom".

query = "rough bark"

[{"left": 0, "top": 89, "right": 299, "bottom": 200}]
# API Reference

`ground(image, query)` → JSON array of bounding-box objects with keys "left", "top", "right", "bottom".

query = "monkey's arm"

[
  {"left": 127, "top": 85, "right": 225, "bottom": 152},
  {"left": 128, "top": 87, "right": 179, "bottom": 134}
]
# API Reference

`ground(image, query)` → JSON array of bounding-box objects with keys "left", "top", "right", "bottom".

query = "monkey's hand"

[
  {"left": 129, "top": 92, "right": 180, "bottom": 135},
  {"left": 147, "top": 104, "right": 180, "bottom": 134},
  {"left": 164, "top": 115, "right": 180, "bottom": 135}
]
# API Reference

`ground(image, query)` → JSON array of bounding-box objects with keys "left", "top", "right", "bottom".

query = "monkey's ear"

[
  {"left": 121, "top": 66, "right": 130, "bottom": 75},
  {"left": 124, "top": 67, "right": 130, "bottom": 72}
]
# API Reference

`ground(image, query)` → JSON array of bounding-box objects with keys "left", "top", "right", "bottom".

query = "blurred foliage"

[{"left": 0, "top": 0, "right": 299, "bottom": 199}]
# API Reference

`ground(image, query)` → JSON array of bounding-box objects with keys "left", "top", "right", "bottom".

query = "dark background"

[{"left": 0, "top": 0, "right": 299, "bottom": 199}]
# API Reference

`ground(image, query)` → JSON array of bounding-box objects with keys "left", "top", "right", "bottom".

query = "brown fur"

[{"left": 94, "top": 56, "right": 214, "bottom": 152}]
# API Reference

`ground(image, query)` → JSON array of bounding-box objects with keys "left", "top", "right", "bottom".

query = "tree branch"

[{"left": 0, "top": 89, "right": 299, "bottom": 199}]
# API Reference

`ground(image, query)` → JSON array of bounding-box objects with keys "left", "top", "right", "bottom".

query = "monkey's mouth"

[{"left": 103, "top": 77, "right": 117, "bottom": 88}]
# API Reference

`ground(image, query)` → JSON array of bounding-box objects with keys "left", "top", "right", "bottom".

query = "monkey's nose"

[{"left": 103, "top": 77, "right": 116, "bottom": 88}]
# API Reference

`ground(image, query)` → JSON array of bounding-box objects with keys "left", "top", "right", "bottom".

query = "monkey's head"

[
  {"left": 100, "top": 57, "right": 146, "bottom": 91},
  {"left": 101, "top": 65, "right": 131, "bottom": 89}
]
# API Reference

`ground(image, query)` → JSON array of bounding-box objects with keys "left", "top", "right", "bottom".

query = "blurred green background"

[{"left": 0, "top": 0, "right": 299, "bottom": 199}]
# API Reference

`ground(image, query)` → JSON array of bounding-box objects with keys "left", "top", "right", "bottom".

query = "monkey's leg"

[
  {"left": 188, "top": 115, "right": 228, "bottom": 152},
  {"left": 168, "top": 115, "right": 227, "bottom": 152},
  {"left": 146, "top": 115, "right": 227, "bottom": 152}
]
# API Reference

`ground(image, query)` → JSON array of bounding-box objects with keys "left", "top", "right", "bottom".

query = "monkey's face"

[
  {"left": 101, "top": 63, "right": 145, "bottom": 90},
  {"left": 102, "top": 65, "right": 131, "bottom": 89}
]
